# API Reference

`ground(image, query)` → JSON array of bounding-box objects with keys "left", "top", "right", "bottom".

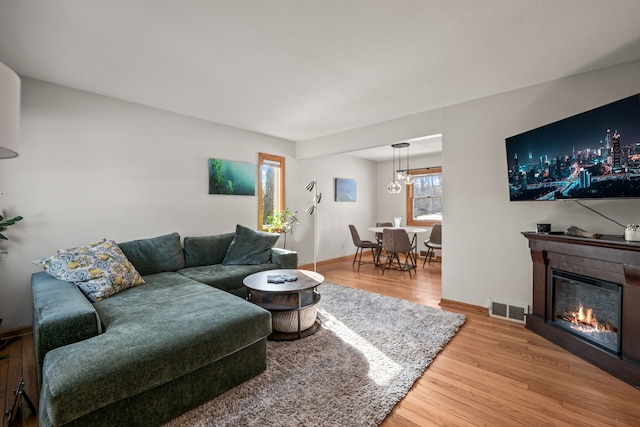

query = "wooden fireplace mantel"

[{"left": 523, "top": 231, "right": 640, "bottom": 389}]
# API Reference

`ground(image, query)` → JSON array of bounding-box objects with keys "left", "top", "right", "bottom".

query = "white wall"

[
  {"left": 310, "top": 59, "right": 640, "bottom": 313},
  {"left": 4, "top": 59, "right": 640, "bottom": 329},
  {"left": 441, "top": 59, "right": 640, "bottom": 308},
  {"left": 0, "top": 78, "right": 299, "bottom": 328},
  {"left": 0, "top": 78, "right": 381, "bottom": 329},
  {"left": 289, "top": 152, "right": 442, "bottom": 267},
  {"left": 286, "top": 155, "right": 379, "bottom": 266}
]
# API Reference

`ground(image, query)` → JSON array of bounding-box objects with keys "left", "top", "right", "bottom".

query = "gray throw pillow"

[{"left": 222, "top": 224, "right": 279, "bottom": 265}]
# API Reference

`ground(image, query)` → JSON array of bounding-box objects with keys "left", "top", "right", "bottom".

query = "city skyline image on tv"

[{"left": 506, "top": 94, "right": 640, "bottom": 201}]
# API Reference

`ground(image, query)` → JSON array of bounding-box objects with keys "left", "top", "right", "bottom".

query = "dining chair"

[
  {"left": 423, "top": 223, "right": 442, "bottom": 266},
  {"left": 381, "top": 228, "right": 415, "bottom": 278},
  {"left": 375, "top": 222, "right": 393, "bottom": 245},
  {"left": 348, "top": 225, "right": 381, "bottom": 271}
]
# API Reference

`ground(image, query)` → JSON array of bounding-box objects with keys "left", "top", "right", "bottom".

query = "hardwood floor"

[
  {"left": 2, "top": 254, "right": 639, "bottom": 426},
  {"left": 0, "top": 331, "right": 37, "bottom": 427},
  {"left": 315, "top": 254, "right": 640, "bottom": 426}
]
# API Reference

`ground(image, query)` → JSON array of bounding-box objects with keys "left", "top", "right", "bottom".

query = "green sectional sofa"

[{"left": 31, "top": 229, "right": 297, "bottom": 427}]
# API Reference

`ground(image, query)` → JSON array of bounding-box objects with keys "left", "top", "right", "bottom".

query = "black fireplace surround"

[{"left": 523, "top": 232, "right": 640, "bottom": 389}]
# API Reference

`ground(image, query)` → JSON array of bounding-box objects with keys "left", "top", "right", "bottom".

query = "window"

[
  {"left": 406, "top": 167, "right": 442, "bottom": 226},
  {"left": 258, "top": 153, "right": 285, "bottom": 230}
]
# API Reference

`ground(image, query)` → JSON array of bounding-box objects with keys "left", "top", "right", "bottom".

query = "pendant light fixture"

[
  {"left": 387, "top": 142, "right": 415, "bottom": 193},
  {"left": 386, "top": 145, "right": 402, "bottom": 194}
]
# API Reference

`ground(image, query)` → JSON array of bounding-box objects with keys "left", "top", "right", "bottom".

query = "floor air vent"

[{"left": 489, "top": 299, "right": 528, "bottom": 323}]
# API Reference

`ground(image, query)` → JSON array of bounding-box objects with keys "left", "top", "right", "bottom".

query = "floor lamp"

[{"left": 305, "top": 179, "right": 321, "bottom": 272}]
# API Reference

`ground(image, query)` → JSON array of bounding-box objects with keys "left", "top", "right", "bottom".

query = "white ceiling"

[
  {"left": 345, "top": 134, "right": 443, "bottom": 162},
  {"left": 1, "top": 1, "right": 640, "bottom": 161}
]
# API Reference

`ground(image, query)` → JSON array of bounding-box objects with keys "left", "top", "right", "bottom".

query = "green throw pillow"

[
  {"left": 222, "top": 224, "right": 279, "bottom": 265},
  {"left": 183, "top": 233, "right": 236, "bottom": 267},
  {"left": 118, "top": 232, "right": 185, "bottom": 275},
  {"left": 34, "top": 239, "right": 145, "bottom": 302}
]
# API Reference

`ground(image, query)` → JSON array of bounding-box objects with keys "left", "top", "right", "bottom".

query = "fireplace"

[
  {"left": 550, "top": 270, "right": 621, "bottom": 353},
  {"left": 523, "top": 232, "right": 640, "bottom": 389}
]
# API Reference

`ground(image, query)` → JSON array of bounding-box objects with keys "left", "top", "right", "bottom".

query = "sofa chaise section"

[{"left": 39, "top": 272, "right": 271, "bottom": 426}]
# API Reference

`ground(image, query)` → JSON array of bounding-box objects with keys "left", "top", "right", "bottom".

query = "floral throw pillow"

[{"left": 34, "top": 239, "right": 145, "bottom": 302}]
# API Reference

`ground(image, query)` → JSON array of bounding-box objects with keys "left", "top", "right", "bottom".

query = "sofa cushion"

[
  {"left": 178, "top": 263, "right": 277, "bottom": 294},
  {"left": 41, "top": 272, "right": 271, "bottom": 426},
  {"left": 118, "top": 232, "right": 185, "bottom": 275},
  {"left": 183, "top": 233, "right": 235, "bottom": 267},
  {"left": 222, "top": 224, "right": 279, "bottom": 265},
  {"left": 33, "top": 239, "right": 145, "bottom": 302}
]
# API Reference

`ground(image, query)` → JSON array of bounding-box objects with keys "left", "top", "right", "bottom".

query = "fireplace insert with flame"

[{"left": 550, "top": 270, "right": 622, "bottom": 353}]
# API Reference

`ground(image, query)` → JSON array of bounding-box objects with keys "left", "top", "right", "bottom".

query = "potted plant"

[
  {"left": 0, "top": 214, "right": 22, "bottom": 352},
  {"left": 265, "top": 209, "right": 300, "bottom": 248},
  {"left": 0, "top": 214, "right": 22, "bottom": 240}
]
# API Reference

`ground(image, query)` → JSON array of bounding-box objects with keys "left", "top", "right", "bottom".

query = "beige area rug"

[{"left": 165, "top": 283, "right": 465, "bottom": 427}]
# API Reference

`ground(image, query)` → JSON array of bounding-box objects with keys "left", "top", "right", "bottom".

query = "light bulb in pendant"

[{"left": 387, "top": 181, "right": 401, "bottom": 194}]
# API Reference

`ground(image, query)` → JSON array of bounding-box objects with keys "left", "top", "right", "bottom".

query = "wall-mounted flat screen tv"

[{"left": 506, "top": 94, "right": 640, "bottom": 201}]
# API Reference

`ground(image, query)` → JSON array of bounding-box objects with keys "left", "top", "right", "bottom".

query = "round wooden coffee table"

[{"left": 243, "top": 269, "right": 323, "bottom": 341}]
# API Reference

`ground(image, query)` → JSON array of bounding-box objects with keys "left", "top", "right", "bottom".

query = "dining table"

[{"left": 367, "top": 225, "right": 429, "bottom": 265}]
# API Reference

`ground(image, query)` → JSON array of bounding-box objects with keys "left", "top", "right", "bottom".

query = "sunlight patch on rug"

[{"left": 318, "top": 307, "right": 401, "bottom": 386}]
